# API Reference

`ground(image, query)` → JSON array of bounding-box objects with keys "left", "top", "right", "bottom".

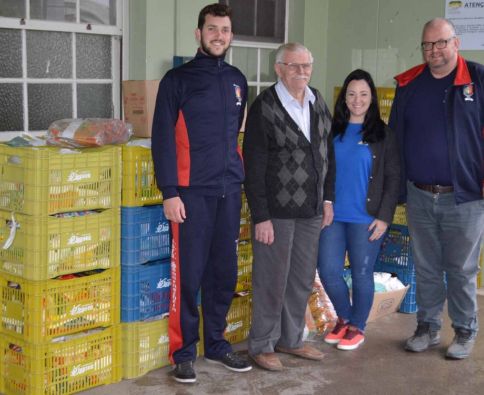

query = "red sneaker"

[
  {"left": 324, "top": 319, "right": 349, "bottom": 344},
  {"left": 337, "top": 328, "right": 365, "bottom": 350}
]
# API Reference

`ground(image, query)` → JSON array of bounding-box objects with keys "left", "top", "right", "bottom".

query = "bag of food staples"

[{"left": 47, "top": 118, "right": 133, "bottom": 148}]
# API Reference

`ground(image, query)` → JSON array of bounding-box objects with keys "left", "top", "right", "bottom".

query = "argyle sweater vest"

[{"left": 244, "top": 85, "right": 333, "bottom": 223}]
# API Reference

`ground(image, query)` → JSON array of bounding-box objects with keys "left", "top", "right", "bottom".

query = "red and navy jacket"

[
  {"left": 389, "top": 55, "right": 484, "bottom": 204},
  {"left": 152, "top": 50, "right": 248, "bottom": 199}
]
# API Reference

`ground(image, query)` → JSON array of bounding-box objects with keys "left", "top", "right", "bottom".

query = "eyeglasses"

[
  {"left": 277, "top": 62, "right": 313, "bottom": 71},
  {"left": 421, "top": 36, "right": 455, "bottom": 51}
]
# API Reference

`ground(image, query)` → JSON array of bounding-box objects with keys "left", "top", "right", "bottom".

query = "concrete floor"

[{"left": 81, "top": 295, "right": 484, "bottom": 395}]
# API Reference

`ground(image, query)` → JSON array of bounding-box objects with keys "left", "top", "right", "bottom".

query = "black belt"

[{"left": 414, "top": 183, "right": 454, "bottom": 194}]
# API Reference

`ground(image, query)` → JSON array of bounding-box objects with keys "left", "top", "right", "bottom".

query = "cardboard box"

[
  {"left": 123, "top": 80, "right": 159, "bottom": 137},
  {"left": 367, "top": 285, "right": 409, "bottom": 322}
]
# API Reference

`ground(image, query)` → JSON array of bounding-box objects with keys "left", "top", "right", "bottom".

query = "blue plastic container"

[
  {"left": 375, "top": 224, "right": 417, "bottom": 313},
  {"left": 121, "top": 205, "right": 171, "bottom": 266},
  {"left": 121, "top": 259, "right": 171, "bottom": 322}
]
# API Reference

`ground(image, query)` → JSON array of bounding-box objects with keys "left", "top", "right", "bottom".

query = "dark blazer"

[{"left": 365, "top": 125, "right": 400, "bottom": 224}]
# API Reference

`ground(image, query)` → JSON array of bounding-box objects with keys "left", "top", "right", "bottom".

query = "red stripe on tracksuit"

[
  {"left": 236, "top": 144, "right": 243, "bottom": 165},
  {"left": 168, "top": 223, "right": 182, "bottom": 364},
  {"left": 175, "top": 110, "right": 190, "bottom": 186}
]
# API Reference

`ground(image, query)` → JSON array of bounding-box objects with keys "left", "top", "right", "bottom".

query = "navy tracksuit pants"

[{"left": 168, "top": 190, "right": 241, "bottom": 364}]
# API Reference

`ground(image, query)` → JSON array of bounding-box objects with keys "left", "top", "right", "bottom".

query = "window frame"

[
  {"left": 0, "top": 0, "right": 126, "bottom": 139},
  {"left": 227, "top": 0, "right": 288, "bottom": 99}
]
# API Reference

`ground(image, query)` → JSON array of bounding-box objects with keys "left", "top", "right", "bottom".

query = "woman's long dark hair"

[{"left": 332, "top": 69, "right": 386, "bottom": 143}]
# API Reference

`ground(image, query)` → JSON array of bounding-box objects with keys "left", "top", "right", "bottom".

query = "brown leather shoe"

[
  {"left": 275, "top": 344, "right": 325, "bottom": 361},
  {"left": 250, "top": 352, "right": 284, "bottom": 371}
]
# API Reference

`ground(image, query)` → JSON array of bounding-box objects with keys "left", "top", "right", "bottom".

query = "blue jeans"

[
  {"left": 406, "top": 181, "right": 484, "bottom": 333},
  {"left": 317, "top": 221, "right": 384, "bottom": 331}
]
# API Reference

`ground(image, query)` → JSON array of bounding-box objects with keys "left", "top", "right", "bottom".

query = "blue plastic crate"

[
  {"left": 375, "top": 224, "right": 417, "bottom": 313},
  {"left": 121, "top": 259, "right": 171, "bottom": 322},
  {"left": 121, "top": 205, "right": 171, "bottom": 266},
  {"left": 377, "top": 225, "right": 413, "bottom": 270}
]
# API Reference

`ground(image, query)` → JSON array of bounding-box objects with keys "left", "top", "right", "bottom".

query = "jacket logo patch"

[
  {"left": 463, "top": 84, "right": 474, "bottom": 102},
  {"left": 233, "top": 84, "right": 242, "bottom": 106}
]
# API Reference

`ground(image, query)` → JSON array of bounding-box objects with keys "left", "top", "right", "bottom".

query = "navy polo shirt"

[{"left": 403, "top": 67, "right": 455, "bottom": 185}]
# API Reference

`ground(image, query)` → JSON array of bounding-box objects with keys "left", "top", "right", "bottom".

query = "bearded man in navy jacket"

[{"left": 152, "top": 3, "right": 251, "bottom": 383}]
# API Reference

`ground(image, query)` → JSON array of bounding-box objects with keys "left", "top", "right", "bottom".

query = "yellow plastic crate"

[
  {"left": 237, "top": 132, "right": 244, "bottom": 150},
  {"left": 1, "top": 325, "right": 121, "bottom": 395},
  {"left": 239, "top": 221, "right": 251, "bottom": 241},
  {"left": 0, "top": 208, "right": 120, "bottom": 280},
  {"left": 239, "top": 192, "right": 251, "bottom": 241},
  {"left": 121, "top": 317, "right": 204, "bottom": 379},
  {"left": 0, "top": 268, "right": 120, "bottom": 343},
  {"left": 0, "top": 145, "right": 121, "bottom": 216},
  {"left": 240, "top": 191, "right": 250, "bottom": 222},
  {"left": 376, "top": 87, "right": 395, "bottom": 124},
  {"left": 236, "top": 240, "right": 252, "bottom": 292},
  {"left": 392, "top": 204, "right": 407, "bottom": 226},
  {"left": 0, "top": 343, "right": 3, "bottom": 394},
  {"left": 121, "top": 144, "right": 163, "bottom": 206},
  {"left": 225, "top": 294, "right": 251, "bottom": 344}
]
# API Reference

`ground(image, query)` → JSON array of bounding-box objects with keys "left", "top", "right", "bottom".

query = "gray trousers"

[
  {"left": 248, "top": 216, "right": 322, "bottom": 356},
  {"left": 407, "top": 181, "right": 484, "bottom": 333}
]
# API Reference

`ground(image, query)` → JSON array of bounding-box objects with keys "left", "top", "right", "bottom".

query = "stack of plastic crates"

[
  {"left": 374, "top": 205, "right": 417, "bottom": 313},
  {"left": 225, "top": 293, "right": 252, "bottom": 344},
  {"left": 237, "top": 191, "right": 253, "bottom": 293},
  {"left": 234, "top": 153, "right": 253, "bottom": 343},
  {"left": 120, "top": 141, "right": 173, "bottom": 379},
  {"left": 0, "top": 144, "right": 122, "bottom": 395}
]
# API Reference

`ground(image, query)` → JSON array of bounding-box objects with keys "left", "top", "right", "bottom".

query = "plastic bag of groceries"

[
  {"left": 307, "top": 272, "right": 338, "bottom": 333},
  {"left": 47, "top": 118, "right": 133, "bottom": 148}
]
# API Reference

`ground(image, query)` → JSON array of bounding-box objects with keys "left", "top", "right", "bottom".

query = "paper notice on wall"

[{"left": 445, "top": 1, "right": 484, "bottom": 50}]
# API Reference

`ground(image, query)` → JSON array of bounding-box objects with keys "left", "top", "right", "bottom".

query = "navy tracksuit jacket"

[{"left": 152, "top": 50, "right": 248, "bottom": 363}]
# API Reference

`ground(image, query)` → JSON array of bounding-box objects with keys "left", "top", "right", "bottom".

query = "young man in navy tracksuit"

[{"left": 151, "top": 3, "right": 251, "bottom": 383}]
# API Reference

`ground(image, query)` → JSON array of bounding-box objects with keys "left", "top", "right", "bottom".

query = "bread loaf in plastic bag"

[{"left": 47, "top": 118, "right": 133, "bottom": 148}]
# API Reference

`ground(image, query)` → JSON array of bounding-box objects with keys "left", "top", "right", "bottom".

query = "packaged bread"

[{"left": 47, "top": 118, "right": 132, "bottom": 148}]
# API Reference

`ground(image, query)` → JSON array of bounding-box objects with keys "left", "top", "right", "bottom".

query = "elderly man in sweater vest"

[{"left": 243, "top": 42, "right": 335, "bottom": 371}]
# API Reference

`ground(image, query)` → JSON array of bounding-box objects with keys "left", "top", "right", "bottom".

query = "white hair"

[{"left": 275, "top": 42, "right": 314, "bottom": 64}]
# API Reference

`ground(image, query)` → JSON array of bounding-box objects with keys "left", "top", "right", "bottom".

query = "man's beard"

[{"left": 201, "top": 40, "right": 230, "bottom": 58}]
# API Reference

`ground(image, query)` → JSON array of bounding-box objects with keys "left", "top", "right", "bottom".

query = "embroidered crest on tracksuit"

[{"left": 233, "top": 84, "right": 242, "bottom": 106}]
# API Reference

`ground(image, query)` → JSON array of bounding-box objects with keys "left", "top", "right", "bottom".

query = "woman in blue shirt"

[{"left": 318, "top": 69, "right": 400, "bottom": 350}]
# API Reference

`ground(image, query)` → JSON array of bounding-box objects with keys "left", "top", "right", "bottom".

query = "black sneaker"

[
  {"left": 205, "top": 352, "right": 252, "bottom": 372},
  {"left": 172, "top": 361, "right": 196, "bottom": 383}
]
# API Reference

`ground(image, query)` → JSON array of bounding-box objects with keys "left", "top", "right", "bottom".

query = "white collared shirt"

[{"left": 275, "top": 80, "right": 315, "bottom": 142}]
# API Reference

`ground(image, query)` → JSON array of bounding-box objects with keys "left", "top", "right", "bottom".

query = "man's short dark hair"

[{"left": 198, "top": 3, "right": 232, "bottom": 30}]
